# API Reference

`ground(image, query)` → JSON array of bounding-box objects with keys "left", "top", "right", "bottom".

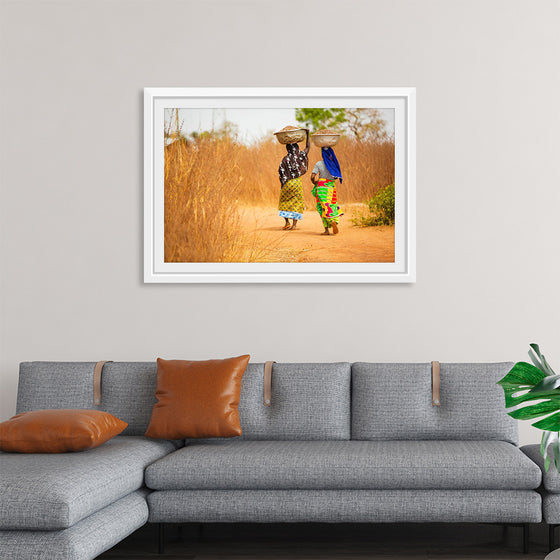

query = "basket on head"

[
  {"left": 274, "top": 126, "right": 307, "bottom": 145},
  {"left": 311, "top": 129, "right": 341, "bottom": 148}
]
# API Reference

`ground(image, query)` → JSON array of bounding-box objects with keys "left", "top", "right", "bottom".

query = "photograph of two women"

[{"left": 164, "top": 107, "right": 395, "bottom": 263}]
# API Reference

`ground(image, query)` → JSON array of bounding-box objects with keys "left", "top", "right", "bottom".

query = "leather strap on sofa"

[
  {"left": 264, "top": 361, "right": 275, "bottom": 406},
  {"left": 431, "top": 361, "right": 440, "bottom": 406},
  {"left": 93, "top": 361, "right": 113, "bottom": 406}
]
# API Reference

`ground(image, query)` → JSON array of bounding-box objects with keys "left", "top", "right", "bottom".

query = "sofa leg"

[
  {"left": 523, "top": 523, "right": 529, "bottom": 554},
  {"left": 158, "top": 523, "right": 165, "bottom": 555},
  {"left": 550, "top": 524, "right": 558, "bottom": 553}
]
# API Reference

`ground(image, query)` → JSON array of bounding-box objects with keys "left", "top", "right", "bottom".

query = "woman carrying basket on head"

[
  {"left": 310, "top": 140, "right": 343, "bottom": 235},
  {"left": 277, "top": 128, "right": 310, "bottom": 231}
]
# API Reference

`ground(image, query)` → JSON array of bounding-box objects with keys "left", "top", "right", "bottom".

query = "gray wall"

[{"left": 1, "top": 0, "right": 559, "bottom": 445}]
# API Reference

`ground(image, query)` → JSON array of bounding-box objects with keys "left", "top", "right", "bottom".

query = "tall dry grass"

[
  {"left": 165, "top": 138, "right": 264, "bottom": 262},
  {"left": 164, "top": 135, "right": 394, "bottom": 262},
  {"left": 231, "top": 136, "right": 394, "bottom": 207}
]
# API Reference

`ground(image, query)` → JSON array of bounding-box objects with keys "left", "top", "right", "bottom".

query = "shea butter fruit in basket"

[
  {"left": 274, "top": 125, "right": 307, "bottom": 145},
  {"left": 311, "top": 129, "right": 341, "bottom": 147}
]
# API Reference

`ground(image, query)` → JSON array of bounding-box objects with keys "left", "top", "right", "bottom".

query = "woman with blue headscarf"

[{"left": 310, "top": 146, "right": 343, "bottom": 235}]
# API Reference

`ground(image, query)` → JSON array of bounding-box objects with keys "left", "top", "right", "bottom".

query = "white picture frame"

[{"left": 144, "top": 87, "right": 416, "bottom": 283}]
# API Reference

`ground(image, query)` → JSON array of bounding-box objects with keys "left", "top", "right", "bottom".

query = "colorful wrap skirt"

[
  {"left": 312, "top": 178, "right": 341, "bottom": 227},
  {"left": 278, "top": 177, "right": 304, "bottom": 220}
]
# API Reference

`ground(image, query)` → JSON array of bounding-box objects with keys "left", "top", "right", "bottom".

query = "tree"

[
  {"left": 345, "top": 109, "right": 388, "bottom": 141},
  {"left": 295, "top": 108, "right": 347, "bottom": 131},
  {"left": 295, "top": 107, "right": 388, "bottom": 141}
]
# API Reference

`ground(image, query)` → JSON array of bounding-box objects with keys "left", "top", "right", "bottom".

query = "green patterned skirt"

[{"left": 312, "top": 178, "right": 341, "bottom": 227}]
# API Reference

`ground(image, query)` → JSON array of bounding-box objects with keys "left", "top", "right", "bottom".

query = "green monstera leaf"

[{"left": 497, "top": 344, "right": 560, "bottom": 472}]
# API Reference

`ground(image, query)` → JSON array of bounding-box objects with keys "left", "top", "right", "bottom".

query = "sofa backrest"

[
  {"left": 16, "top": 361, "right": 352, "bottom": 440},
  {"left": 17, "top": 362, "right": 158, "bottom": 436},
  {"left": 351, "top": 362, "right": 517, "bottom": 445},
  {"left": 237, "top": 362, "right": 351, "bottom": 440},
  {"left": 17, "top": 361, "right": 515, "bottom": 443}
]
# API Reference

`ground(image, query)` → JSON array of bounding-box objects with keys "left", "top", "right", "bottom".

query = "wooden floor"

[{"left": 99, "top": 522, "right": 552, "bottom": 559}]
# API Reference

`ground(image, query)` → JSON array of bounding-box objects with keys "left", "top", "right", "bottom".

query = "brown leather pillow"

[
  {"left": 0, "top": 409, "right": 128, "bottom": 453},
  {"left": 145, "top": 355, "right": 250, "bottom": 439}
]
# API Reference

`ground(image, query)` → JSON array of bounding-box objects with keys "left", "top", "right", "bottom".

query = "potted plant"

[{"left": 498, "top": 344, "right": 560, "bottom": 472}]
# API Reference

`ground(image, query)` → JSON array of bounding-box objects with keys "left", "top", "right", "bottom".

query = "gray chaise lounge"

[{"left": 0, "top": 361, "right": 544, "bottom": 559}]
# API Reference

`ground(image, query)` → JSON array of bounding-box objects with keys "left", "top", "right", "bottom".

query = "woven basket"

[
  {"left": 274, "top": 127, "right": 306, "bottom": 145},
  {"left": 311, "top": 133, "right": 340, "bottom": 148}
]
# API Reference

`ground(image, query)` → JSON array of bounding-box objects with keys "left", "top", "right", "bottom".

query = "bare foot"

[
  {"left": 332, "top": 223, "right": 339, "bottom": 234},
  {"left": 321, "top": 231, "right": 330, "bottom": 235},
  {"left": 289, "top": 225, "right": 297, "bottom": 230}
]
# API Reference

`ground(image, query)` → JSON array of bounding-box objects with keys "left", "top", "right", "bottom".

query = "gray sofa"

[
  {"left": 0, "top": 361, "right": 544, "bottom": 559},
  {"left": 522, "top": 444, "right": 560, "bottom": 551}
]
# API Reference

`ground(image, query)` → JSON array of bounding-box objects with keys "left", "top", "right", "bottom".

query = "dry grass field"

[{"left": 164, "top": 136, "right": 395, "bottom": 263}]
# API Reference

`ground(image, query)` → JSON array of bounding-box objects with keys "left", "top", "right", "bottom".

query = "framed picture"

[{"left": 144, "top": 87, "right": 415, "bottom": 283}]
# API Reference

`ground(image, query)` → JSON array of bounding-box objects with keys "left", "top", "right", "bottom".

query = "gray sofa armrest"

[
  {"left": 522, "top": 444, "right": 560, "bottom": 493},
  {"left": 522, "top": 445, "right": 560, "bottom": 524}
]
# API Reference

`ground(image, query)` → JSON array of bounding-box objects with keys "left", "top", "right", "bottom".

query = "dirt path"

[{"left": 240, "top": 204, "right": 395, "bottom": 263}]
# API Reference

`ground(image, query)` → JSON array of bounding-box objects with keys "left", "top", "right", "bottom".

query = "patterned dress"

[
  {"left": 312, "top": 178, "right": 341, "bottom": 227},
  {"left": 279, "top": 177, "right": 305, "bottom": 220},
  {"left": 278, "top": 142, "right": 308, "bottom": 221}
]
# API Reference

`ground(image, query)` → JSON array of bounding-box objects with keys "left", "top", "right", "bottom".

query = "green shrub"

[{"left": 353, "top": 184, "right": 395, "bottom": 226}]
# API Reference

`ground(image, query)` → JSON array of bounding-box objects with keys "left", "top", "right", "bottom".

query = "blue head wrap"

[{"left": 321, "top": 147, "right": 343, "bottom": 183}]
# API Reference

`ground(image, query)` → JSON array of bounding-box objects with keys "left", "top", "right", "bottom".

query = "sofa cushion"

[
  {"left": 145, "top": 356, "right": 249, "bottom": 439},
  {"left": 17, "top": 362, "right": 96, "bottom": 413},
  {"left": 0, "top": 490, "right": 149, "bottom": 560},
  {"left": 351, "top": 363, "right": 518, "bottom": 444},
  {"left": 97, "top": 362, "right": 159, "bottom": 436},
  {"left": 0, "top": 436, "right": 177, "bottom": 530},
  {"left": 0, "top": 409, "right": 127, "bottom": 453},
  {"left": 234, "top": 362, "right": 351, "bottom": 440},
  {"left": 145, "top": 440, "right": 540, "bottom": 491}
]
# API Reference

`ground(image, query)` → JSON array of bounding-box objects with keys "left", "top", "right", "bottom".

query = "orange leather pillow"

[
  {"left": 0, "top": 409, "right": 127, "bottom": 453},
  {"left": 145, "top": 355, "right": 250, "bottom": 439}
]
